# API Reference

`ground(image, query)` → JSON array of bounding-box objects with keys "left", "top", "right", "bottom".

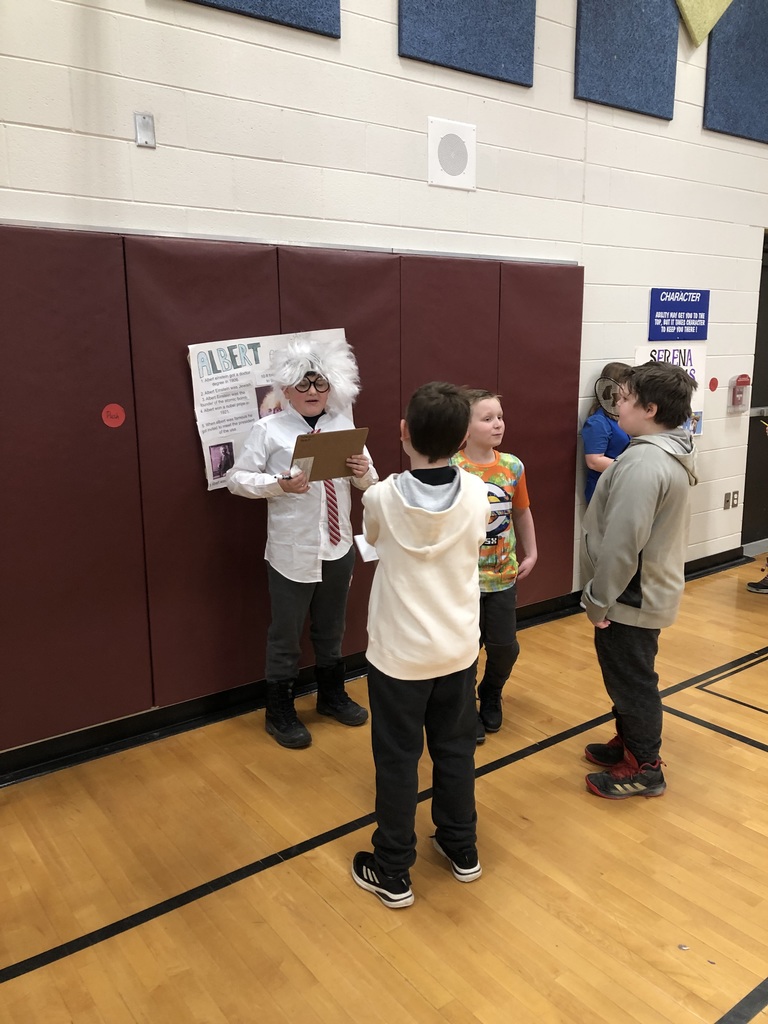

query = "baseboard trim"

[
  {"left": 0, "top": 655, "right": 368, "bottom": 787},
  {"left": 684, "top": 547, "right": 751, "bottom": 580}
]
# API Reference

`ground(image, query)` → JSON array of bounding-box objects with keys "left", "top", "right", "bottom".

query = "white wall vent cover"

[{"left": 428, "top": 118, "right": 476, "bottom": 190}]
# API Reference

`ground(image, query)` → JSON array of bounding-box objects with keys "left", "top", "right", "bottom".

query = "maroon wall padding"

[
  {"left": 278, "top": 247, "right": 402, "bottom": 658},
  {"left": 0, "top": 226, "right": 152, "bottom": 748},
  {"left": 400, "top": 255, "right": 501, "bottom": 426},
  {"left": 401, "top": 254, "right": 583, "bottom": 608},
  {"left": 124, "top": 236, "right": 281, "bottom": 706},
  {"left": 2, "top": 225, "right": 585, "bottom": 755},
  {"left": 499, "top": 263, "right": 584, "bottom": 606}
]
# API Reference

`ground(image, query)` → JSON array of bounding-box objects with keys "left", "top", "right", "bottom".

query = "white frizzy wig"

[{"left": 270, "top": 335, "right": 360, "bottom": 413}]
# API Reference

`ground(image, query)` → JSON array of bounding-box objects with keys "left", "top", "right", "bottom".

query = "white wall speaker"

[{"left": 427, "top": 117, "right": 477, "bottom": 191}]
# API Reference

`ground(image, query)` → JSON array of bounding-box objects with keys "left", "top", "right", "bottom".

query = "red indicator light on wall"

[{"left": 102, "top": 403, "right": 126, "bottom": 428}]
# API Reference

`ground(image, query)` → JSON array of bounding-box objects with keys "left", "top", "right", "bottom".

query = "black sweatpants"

[
  {"left": 367, "top": 662, "right": 478, "bottom": 877},
  {"left": 478, "top": 583, "right": 520, "bottom": 691},
  {"left": 593, "top": 619, "right": 662, "bottom": 766}
]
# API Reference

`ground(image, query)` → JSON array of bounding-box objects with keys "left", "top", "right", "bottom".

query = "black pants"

[
  {"left": 367, "top": 663, "right": 478, "bottom": 877},
  {"left": 477, "top": 584, "right": 520, "bottom": 690},
  {"left": 594, "top": 620, "right": 662, "bottom": 765},
  {"left": 265, "top": 547, "right": 355, "bottom": 684}
]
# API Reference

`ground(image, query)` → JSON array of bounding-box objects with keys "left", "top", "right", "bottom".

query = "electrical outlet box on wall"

[{"left": 427, "top": 118, "right": 477, "bottom": 190}]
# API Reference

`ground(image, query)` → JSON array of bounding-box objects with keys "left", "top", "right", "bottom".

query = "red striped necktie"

[
  {"left": 310, "top": 427, "right": 341, "bottom": 546},
  {"left": 324, "top": 479, "right": 341, "bottom": 546}
]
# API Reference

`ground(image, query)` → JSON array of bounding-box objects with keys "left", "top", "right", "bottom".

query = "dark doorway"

[{"left": 742, "top": 232, "right": 768, "bottom": 550}]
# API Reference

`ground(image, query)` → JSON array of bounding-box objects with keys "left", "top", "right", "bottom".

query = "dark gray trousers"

[
  {"left": 265, "top": 547, "right": 355, "bottom": 684},
  {"left": 593, "top": 620, "right": 662, "bottom": 765}
]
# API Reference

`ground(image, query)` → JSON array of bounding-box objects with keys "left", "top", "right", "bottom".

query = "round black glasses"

[{"left": 294, "top": 376, "right": 330, "bottom": 393}]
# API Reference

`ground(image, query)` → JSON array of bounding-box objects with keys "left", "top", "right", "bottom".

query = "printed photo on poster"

[
  {"left": 683, "top": 411, "right": 703, "bottom": 435},
  {"left": 635, "top": 343, "right": 707, "bottom": 434}
]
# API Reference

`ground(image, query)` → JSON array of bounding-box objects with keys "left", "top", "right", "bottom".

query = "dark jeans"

[
  {"left": 367, "top": 662, "right": 478, "bottom": 877},
  {"left": 593, "top": 620, "right": 662, "bottom": 765},
  {"left": 265, "top": 547, "right": 355, "bottom": 684},
  {"left": 477, "top": 584, "right": 520, "bottom": 691}
]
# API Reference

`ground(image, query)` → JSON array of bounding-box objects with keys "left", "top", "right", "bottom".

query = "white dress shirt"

[{"left": 227, "top": 405, "right": 378, "bottom": 583}]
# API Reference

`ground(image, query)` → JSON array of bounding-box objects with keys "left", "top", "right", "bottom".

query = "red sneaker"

[{"left": 586, "top": 750, "right": 666, "bottom": 799}]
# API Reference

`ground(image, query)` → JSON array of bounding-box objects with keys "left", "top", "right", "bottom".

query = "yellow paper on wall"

[{"left": 676, "top": 0, "right": 734, "bottom": 48}]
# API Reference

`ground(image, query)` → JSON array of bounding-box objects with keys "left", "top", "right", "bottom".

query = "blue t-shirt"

[{"left": 582, "top": 408, "right": 630, "bottom": 503}]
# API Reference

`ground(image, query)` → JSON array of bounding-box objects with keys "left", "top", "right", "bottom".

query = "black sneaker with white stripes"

[
  {"left": 432, "top": 836, "right": 482, "bottom": 882},
  {"left": 351, "top": 851, "right": 414, "bottom": 908}
]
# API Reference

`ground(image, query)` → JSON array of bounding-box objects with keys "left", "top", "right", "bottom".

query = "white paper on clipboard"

[
  {"left": 292, "top": 457, "right": 314, "bottom": 478},
  {"left": 354, "top": 534, "right": 378, "bottom": 562}
]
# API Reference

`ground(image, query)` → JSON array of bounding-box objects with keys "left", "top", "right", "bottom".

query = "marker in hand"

[{"left": 278, "top": 465, "right": 310, "bottom": 493}]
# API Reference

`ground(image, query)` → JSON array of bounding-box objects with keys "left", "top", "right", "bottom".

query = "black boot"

[
  {"left": 265, "top": 681, "right": 311, "bottom": 749},
  {"left": 477, "top": 641, "right": 518, "bottom": 733},
  {"left": 476, "top": 712, "right": 486, "bottom": 746},
  {"left": 477, "top": 683, "right": 503, "bottom": 732},
  {"left": 316, "top": 662, "right": 368, "bottom": 726}
]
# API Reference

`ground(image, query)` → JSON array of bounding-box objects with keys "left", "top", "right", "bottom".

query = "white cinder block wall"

[{"left": 2, "top": 0, "right": 767, "bottom": 588}]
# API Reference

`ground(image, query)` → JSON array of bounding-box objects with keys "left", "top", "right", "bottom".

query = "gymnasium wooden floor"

[{"left": 1, "top": 559, "right": 767, "bottom": 1023}]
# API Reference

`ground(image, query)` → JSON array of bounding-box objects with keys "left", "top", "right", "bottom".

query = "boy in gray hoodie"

[{"left": 580, "top": 361, "right": 698, "bottom": 799}]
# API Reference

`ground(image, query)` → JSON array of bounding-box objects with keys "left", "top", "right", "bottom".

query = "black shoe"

[
  {"left": 265, "top": 710, "right": 311, "bottom": 749},
  {"left": 476, "top": 712, "right": 486, "bottom": 745},
  {"left": 478, "top": 688, "right": 503, "bottom": 732},
  {"left": 585, "top": 751, "right": 666, "bottom": 800},
  {"left": 584, "top": 734, "right": 624, "bottom": 767},
  {"left": 746, "top": 576, "right": 768, "bottom": 594},
  {"left": 432, "top": 836, "right": 482, "bottom": 882},
  {"left": 317, "top": 690, "right": 368, "bottom": 726},
  {"left": 351, "top": 852, "right": 414, "bottom": 908},
  {"left": 265, "top": 682, "right": 311, "bottom": 749},
  {"left": 315, "top": 662, "right": 368, "bottom": 726}
]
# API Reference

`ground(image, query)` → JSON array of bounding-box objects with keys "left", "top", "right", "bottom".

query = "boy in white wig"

[{"left": 228, "top": 336, "right": 378, "bottom": 749}]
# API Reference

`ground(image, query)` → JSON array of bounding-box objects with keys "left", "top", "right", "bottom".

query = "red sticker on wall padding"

[{"left": 102, "top": 404, "right": 126, "bottom": 428}]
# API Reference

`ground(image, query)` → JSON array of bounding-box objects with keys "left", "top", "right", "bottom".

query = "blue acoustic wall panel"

[
  {"left": 399, "top": 0, "right": 535, "bottom": 87},
  {"left": 184, "top": 0, "right": 340, "bottom": 38},
  {"left": 574, "top": 0, "right": 679, "bottom": 120},
  {"left": 704, "top": 0, "right": 768, "bottom": 145}
]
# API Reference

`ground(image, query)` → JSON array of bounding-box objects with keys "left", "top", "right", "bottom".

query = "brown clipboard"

[{"left": 290, "top": 427, "right": 369, "bottom": 482}]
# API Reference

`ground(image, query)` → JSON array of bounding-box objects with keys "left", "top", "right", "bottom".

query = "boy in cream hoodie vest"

[{"left": 351, "top": 382, "right": 489, "bottom": 908}]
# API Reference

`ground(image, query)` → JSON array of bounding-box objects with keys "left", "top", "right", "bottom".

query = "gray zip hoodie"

[{"left": 580, "top": 428, "right": 698, "bottom": 629}]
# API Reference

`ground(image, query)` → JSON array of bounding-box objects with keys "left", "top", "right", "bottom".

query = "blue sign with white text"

[{"left": 648, "top": 288, "right": 710, "bottom": 341}]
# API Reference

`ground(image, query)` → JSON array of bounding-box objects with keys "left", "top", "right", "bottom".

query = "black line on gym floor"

[
  {"left": 715, "top": 977, "right": 768, "bottom": 1024},
  {"left": 697, "top": 690, "right": 768, "bottom": 716},
  {"left": 2, "top": 645, "right": 767, "bottom": 1007},
  {"left": 695, "top": 656, "right": 768, "bottom": 718},
  {"left": 0, "top": 812, "right": 376, "bottom": 984},
  {"left": 661, "top": 707, "right": 768, "bottom": 754}
]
